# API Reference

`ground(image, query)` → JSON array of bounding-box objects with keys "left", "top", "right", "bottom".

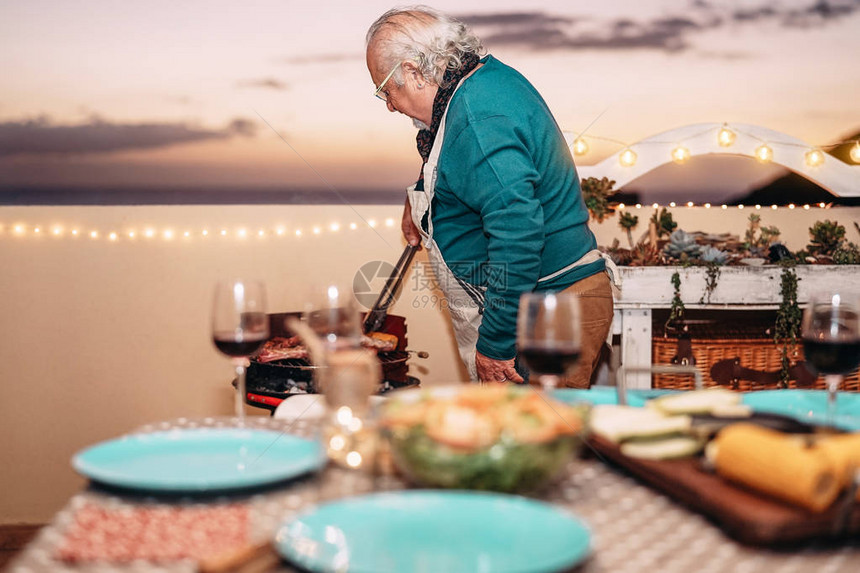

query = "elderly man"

[{"left": 366, "top": 7, "right": 615, "bottom": 386}]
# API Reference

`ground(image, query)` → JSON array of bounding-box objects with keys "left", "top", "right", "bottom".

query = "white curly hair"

[{"left": 366, "top": 6, "right": 485, "bottom": 88}]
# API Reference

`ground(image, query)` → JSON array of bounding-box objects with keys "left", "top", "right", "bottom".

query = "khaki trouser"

[{"left": 526, "top": 271, "right": 615, "bottom": 389}]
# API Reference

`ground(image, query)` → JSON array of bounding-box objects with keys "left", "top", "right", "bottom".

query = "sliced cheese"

[
  {"left": 589, "top": 405, "right": 691, "bottom": 443},
  {"left": 621, "top": 436, "right": 705, "bottom": 460},
  {"left": 648, "top": 388, "right": 740, "bottom": 416}
]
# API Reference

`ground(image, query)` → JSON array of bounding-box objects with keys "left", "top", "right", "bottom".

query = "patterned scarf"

[{"left": 415, "top": 52, "right": 480, "bottom": 185}]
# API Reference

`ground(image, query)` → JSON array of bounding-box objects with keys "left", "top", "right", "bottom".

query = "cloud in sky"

[
  {"left": 0, "top": 117, "right": 256, "bottom": 157},
  {"left": 235, "top": 77, "right": 289, "bottom": 90},
  {"left": 458, "top": 0, "right": 860, "bottom": 52}
]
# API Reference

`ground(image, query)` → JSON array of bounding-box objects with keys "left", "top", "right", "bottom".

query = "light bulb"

[
  {"left": 754, "top": 144, "right": 773, "bottom": 163},
  {"left": 669, "top": 202, "right": 676, "bottom": 208},
  {"left": 109, "top": 232, "right": 118, "bottom": 241},
  {"left": 619, "top": 148, "right": 637, "bottom": 167},
  {"left": 687, "top": 202, "right": 694, "bottom": 207},
  {"left": 573, "top": 137, "right": 589, "bottom": 156},
  {"left": 617, "top": 203, "right": 625, "bottom": 209},
  {"left": 717, "top": 125, "right": 736, "bottom": 147},
  {"left": 850, "top": 142, "right": 860, "bottom": 163},
  {"left": 671, "top": 146, "right": 691, "bottom": 164},
  {"left": 805, "top": 148, "right": 825, "bottom": 167}
]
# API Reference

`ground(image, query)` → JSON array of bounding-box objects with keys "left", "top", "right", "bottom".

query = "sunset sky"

[{"left": 1, "top": 0, "right": 858, "bottom": 201}]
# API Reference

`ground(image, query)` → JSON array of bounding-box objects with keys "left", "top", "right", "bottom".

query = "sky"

[{"left": 1, "top": 0, "right": 859, "bottom": 201}]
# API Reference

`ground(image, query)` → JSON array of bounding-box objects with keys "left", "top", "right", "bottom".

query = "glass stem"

[
  {"left": 540, "top": 374, "right": 560, "bottom": 391},
  {"left": 234, "top": 361, "right": 247, "bottom": 422},
  {"left": 825, "top": 374, "right": 842, "bottom": 427}
]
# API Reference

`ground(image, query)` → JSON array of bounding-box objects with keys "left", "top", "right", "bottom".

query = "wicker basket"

[{"left": 652, "top": 334, "right": 860, "bottom": 392}]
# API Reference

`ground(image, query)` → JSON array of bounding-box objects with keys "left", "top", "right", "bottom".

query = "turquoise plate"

[
  {"left": 553, "top": 386, "right": 677, "bottom": 408},
  {"left": 742, "top": 390, "right": 860, "bottom": 432},
  {"left": 73, "top": 428, "right": 325, "bottom": 492},
  {"left": 276, "top": 491, "right": 591, "bottom": 573}
]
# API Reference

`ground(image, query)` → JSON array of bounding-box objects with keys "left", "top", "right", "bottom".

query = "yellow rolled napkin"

[{"left": 711, "top": 424, "right": 857, "bottom": 513}]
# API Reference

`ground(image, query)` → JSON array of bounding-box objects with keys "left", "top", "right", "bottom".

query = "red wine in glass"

[
  {"left": 802, "top": 338, "right": 860, "bottom": 376},
  {"left": 801, "top": 293, "right": 860, "bottom": 426},
  {"left": 211, "top": 282, "right": 269, "bottom": 423},
  {"left": 517, "top": 292, "right": 582, "bottom": 390},
  {"left": 520, "top": 343, "right": 582, "bottom": 376}
]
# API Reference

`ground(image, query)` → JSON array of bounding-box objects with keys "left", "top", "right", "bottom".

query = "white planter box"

[{"left": 612, "top": 265, "right": 860, "bottom": 388}]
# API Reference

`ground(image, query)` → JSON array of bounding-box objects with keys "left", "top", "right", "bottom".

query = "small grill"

[{"left": 243, "top": 246, "right": 423, "bottom": 413}]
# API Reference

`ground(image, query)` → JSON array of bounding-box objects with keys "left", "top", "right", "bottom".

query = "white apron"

[{"left": 407, "top": 86, "right": 620, "bottom": 381}]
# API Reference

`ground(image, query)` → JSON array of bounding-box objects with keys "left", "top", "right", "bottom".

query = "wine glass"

[
  {"left": 302, "top": 284, "right": 380, "bottom": 471},
  {"left": 211, "top": 280, "right": 269, "bottom": 424},
  {"left": 801, "top": 291, "right": 860, "bottom": 426},
  {"left": 517, "top": 292, "right": 582, "bottom": 391}
]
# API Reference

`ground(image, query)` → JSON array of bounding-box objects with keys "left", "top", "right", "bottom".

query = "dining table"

[{"left": 8, "top": 391, "right": 860, "bottom": 573}]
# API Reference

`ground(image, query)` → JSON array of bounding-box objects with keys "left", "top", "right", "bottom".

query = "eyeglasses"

[{"left": 373, "top": 61, "right": 402, "bottom": 102}]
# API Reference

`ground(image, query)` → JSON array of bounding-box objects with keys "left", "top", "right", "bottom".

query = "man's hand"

[
  {"left": 475, "top": 351, "right": 525, "bottom": 384},
  {"left": 402, "top": 197, "right": 422, "bottom": 249}
]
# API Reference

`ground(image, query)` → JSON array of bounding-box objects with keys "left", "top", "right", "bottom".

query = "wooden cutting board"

[{"left": 587, "top": 436, "right": 860, "bottom": 545}]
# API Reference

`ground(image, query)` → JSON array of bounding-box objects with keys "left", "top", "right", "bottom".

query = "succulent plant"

[
  {"left": 833, "top": 242, "right": 860, "bottom": 265},
  {"left": 581, "top": 176, "right": 617, "bottom": 223},
  {"left": 664, "top": 229, "right": 702, "bottom": 260},
  {"left": 700, "top": 246, "right": 728, "bottom": 265},
  {"left": 618, "top": 211, "right": 639, "bottom": 247},
  {"left": 807, "top": 220, "right": 846, "bottom": 256},
  {"left": 650, "top": 208, "right": 677, "bottom": 239}
]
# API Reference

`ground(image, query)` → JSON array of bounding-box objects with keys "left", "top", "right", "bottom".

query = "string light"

[
  {"left": 109, "top": 232, "right": 118, "bottom": 241},
  {"left": 53, "top": 227, "right": 62, "bottom": 236},
  {"left": 721, "top": 205, "right": 727, "bottom": 210},
  {"left": 276, "top": 227, "right": 285, "bottom": 236},
  {"left": 755, "top": 204, "right": 761, "bottom": 210},
  {"left": 237, "top": 228, "right": 247, "bottom": 238},
  {"left": 669, "top": 202, "right": 676, "bottom": 208},
  {"left": 652, "top": 203, "right": 659, "bottom": 209},
  {"left": 805, "top": 148, "right": 825, "bottom": 167},
  {"left": 330, "top": 223, "right": 340, "bottom": 232},
  {"left": 295, "top": 229, "right": 302, "bottom": 237},
  {"left": 385, "top": 218, "right": 395, "bottom": 227},
  {"left": 619, "top": 148, "right": 637, "bottom": 167},
  {"left": 804, "top": 204, "right": 811, "bottom": 210},
  {"left": 258, "top": 229, "right": 265, "bottom": 237},
  {"left": 717, "top": 124, "right": 736, "bottom": 147},
  {"left": 572, "top": 137, "right": 589, "bottom": 156},
  {"left": 704, "top": 203, "right": 711, "bottom": 209},
  {"left": 349, "top": 222, "right": 357, "bottom": 230},
  {"left": 789, "top": 204, "right": 796, "bottom": 209},
  {"left": 368, "top": 219, "right": 377, "bottom": 228},
  {"left": 635, "top": 204, "right": 642, "bottom": 209},
  {"left": 850, "top": 141, "right": 860, "bottom": 163},
  {"left": 163, "top": 230, "right": 174, "bottom": 240},
  {"left": 145, "top": 229, "right": 155, "bottom": 238},
  {"left": 14, "top": 225, "right": 24, "bottom": 235},
  {"left": 34, "top": 227, "right": 41, "bottom": 234},
  {"left": 71, "top": 229, "right": 79, "bottom": 236},
  {"left": 771, "top": 205, "right": 778, "bottom": 210},
  {"left": 754, "top": 144, "right": 774, "bottom": 163},
  {"left": 89, "top": 231, "right": 98, "bottom": 239},
  {"left": 184, "top": 231, "right": 191, "bottom": 237},
  {"left": 738, "top": 205, "right": 745, "bottom": 209},
  {"left": 128, "top": 231, "right": 136, "bottom": 239},
  {"left": 671, "top": 146, "right": 691, "bottom": 164},
  {"left": 202, "top": 229, "right": 209, "bottom": 236},
  {"left": 312, "top": 227, "right": 321, "bottom": 235},
  {"left": 220, "top": 230, "right": 227, "bottom": 236},
  {"left": 617, "top": 203, "right": 625, "bottom": 209}
]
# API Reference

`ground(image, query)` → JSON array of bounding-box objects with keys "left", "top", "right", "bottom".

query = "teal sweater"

[{"left": 430, "top": 55, "right": 604, "bottom": 360}]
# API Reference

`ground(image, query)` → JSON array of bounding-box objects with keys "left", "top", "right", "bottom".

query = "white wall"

[{"left": 1, "top": 203, "right": 858, "bottom": 523}]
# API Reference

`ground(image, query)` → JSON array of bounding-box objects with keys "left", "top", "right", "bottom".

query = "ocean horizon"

[{"left": 0, "top": 186, "right": 407, "bottom": 206}]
